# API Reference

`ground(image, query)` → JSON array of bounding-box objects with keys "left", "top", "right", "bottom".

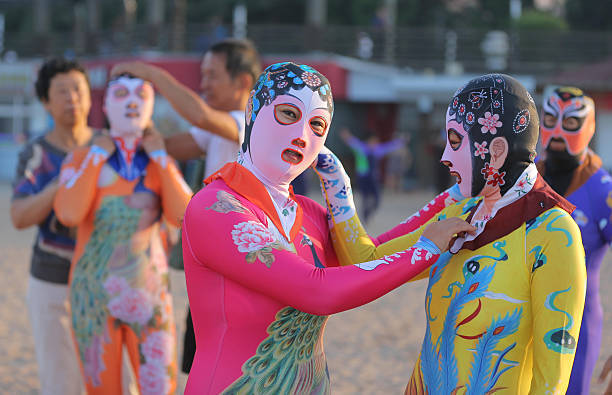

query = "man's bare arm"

[
  {"left": 111, "top": 62, "right": 240, "bottom": 143},
  {"left": 11, "top": 181, "right": 59, "bottom": 229},
  {"left": 164, "top": 133, "right": 205, "bottom": 161}
]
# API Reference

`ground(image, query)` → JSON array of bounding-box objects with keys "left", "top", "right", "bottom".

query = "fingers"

[
  {"left": 110, "top": 62, "right": 146, "bottom": 79},
  {"left": 440, "top": 217, "right": 476, "bottom": 235},
  {"left": 110, "top": 63, "right": 130, "bottom": 77}
]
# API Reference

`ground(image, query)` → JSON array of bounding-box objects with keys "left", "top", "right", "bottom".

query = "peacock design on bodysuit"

[
  {"left": 70, "top": 195, "right": 143, "bottom": 385},
  {"left": 223, "top": 307, "right": 330, "bottom": 394}
]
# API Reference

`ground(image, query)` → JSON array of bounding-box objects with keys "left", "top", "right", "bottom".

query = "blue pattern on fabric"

[
  {"left": 419, "top": 236, "right": 518, "bottom": 394},
  {"left": 106, "top": 148, "right": 149, "bottom": 182}
]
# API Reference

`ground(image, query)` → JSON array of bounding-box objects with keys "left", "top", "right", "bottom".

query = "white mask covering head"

[
  {"left": 104, "top": 75, "right": 155, "bottom": 153},
  {"left": 240, "top": 62, "right": 334, "bottom": 191}
]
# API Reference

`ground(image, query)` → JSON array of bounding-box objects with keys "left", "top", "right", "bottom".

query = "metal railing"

[{"left": 4, "top": 23, "right": 612, "bottom": 77}]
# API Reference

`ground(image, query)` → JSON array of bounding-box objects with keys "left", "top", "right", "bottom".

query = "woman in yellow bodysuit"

[{"left": 315, "top": 74, "right": 586, "bottom": 394}]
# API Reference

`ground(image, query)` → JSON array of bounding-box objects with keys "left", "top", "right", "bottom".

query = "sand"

[{"left": 1, "top": 183, "right": 610, "bottom": 394}]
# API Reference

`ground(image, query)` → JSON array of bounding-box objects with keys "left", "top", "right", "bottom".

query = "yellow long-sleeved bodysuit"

[{"left": 331, "top": 182, "right": 586, "bottom": 394}]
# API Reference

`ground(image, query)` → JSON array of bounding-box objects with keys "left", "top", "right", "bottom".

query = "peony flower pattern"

[
  {"left": 142, "top": 330, "right": 174, "bottom": 366},
  {"left": 231, "top": 221, "right": 284, "bottom": 267},
  {"left": 103, "top": 275, "right": 129, "bottom": 295},
  {"left": 478, "top": 111, "right": 502, "bottom": 134},
  {"left": 139, "top": 361, "right": 170, "bottom": 395},
  {"left": 107, "top": 287, "right": 154, "bottom": 327}
]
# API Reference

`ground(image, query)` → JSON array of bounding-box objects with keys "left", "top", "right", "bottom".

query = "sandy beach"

[{"left": 2, "top": 182, "right": 611, "bottom": 394}]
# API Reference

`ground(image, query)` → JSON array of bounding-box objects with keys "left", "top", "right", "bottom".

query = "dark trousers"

[
  {"left": 358, "top": 173, "right": 380, "bottom": 223},
  {"left": 181, "top": 307, "right": 196, "bottom": 373}
]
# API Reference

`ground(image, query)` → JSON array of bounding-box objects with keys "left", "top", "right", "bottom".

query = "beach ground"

[{"left": 2, "top": 182, "right": 610, "bottom": 394}]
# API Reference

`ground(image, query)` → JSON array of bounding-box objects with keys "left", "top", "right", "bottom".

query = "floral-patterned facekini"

[
  {"left": 442, "top": 74, "right": 539, "bottom": 197},
  {"left": 241, "top": 62, "right": 333, "bottom": 185}
]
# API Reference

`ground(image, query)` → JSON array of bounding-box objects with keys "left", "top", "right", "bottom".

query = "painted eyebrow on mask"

[{"left": 286, "top": 93, "right": 304, "bottom": 103}]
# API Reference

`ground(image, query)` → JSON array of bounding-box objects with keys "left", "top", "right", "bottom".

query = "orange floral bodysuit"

[{"left": 54, "top": 143, "right": 191, "bottom": 395}]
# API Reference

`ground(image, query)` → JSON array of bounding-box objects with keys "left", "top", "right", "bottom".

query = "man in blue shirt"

[{"left": 11, "top": 58, "right": 94, "bottom": 395}]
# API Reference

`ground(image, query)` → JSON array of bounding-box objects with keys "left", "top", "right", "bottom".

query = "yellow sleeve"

[
  {"left": 527, "top": 208, "right": 586, "bottom": 393},
  {"left": 329, "top": 213, "right": 377, "bottom": 266},
  {"left": 332, "top": 202, "right": 467, "bottom": 283}
]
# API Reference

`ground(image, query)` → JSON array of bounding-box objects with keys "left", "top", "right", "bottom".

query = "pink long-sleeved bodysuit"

[{"left": 182, "top": 163, "right": 441, "bottom": 394}]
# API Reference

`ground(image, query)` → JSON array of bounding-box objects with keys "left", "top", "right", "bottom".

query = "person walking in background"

[
  {"left": 536, "top": 86, "right": 612, "bottom": 394},
  {"left": 111, "top": 38, "right": 261, "bottom": 375},
  {"left": 10, "top": 58, "right": 93, "bottom": 395},
  {"left": 53, "top": 74, "right": 191, "bottom": 394},
  {"left": 340, "top": 127, "right": 404, "bottom": 223}
]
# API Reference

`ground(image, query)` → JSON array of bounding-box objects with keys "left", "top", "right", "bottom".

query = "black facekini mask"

[{"left": 448, "top": 74, "right": 539, "bottom": 196}]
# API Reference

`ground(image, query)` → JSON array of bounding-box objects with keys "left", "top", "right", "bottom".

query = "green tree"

[{"left": 516, "top": 9, "right": 568, "bottom": 31}]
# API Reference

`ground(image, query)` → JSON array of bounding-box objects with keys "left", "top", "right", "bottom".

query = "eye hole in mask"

[
  {"left": 112, "top": 86, "right": 129, "bottom": 99},
  {"left": 136, "top": 85, "right": 150, "bottom": 100},
  {"left": 543, "top": 112, "right": 584, "bottom": 132},
  {"left": 309, "top": 116, "right": 328, "bottom": 137},
  {"left": 543, "top": 113, "right": 557, "bottom": 128},
  {"left": 274, "top": 103, "right": 302, "bottom": 125},
  {"left": 562, "top": 116, "right": 583, "bottom": 132},
  {"left": 447, "top": 128, "right": 463, "bottom": 151}
]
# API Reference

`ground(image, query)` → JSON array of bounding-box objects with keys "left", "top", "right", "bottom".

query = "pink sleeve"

[
  {"left": 296, "top": 195, "right": 340, "bottom": 268},
  {"left": 375, "top": 189, "right": 458, "bottom": 245},
  {"left": 182, "top": 184, "right": 439, "bottom": 316}
]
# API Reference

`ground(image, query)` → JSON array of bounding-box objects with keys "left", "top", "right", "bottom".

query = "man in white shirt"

[
  {"left": 188, "top": 110, "right": 245, "bottom": 179},
  {"left": 111, "top": 38, "right": 261, "bottom": 374},
  {"left": 112, "top": 39, "right": 261, "bottom": 175}
]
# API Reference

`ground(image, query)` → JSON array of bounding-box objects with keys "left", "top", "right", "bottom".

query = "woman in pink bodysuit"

[{"left": 181, "top": 62, "right": 474, "bottom": 394}]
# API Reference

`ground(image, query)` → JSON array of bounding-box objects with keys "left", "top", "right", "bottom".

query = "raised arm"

[
  {"left": 54, "top": 141, "right": 111, "bottom": 227},
  {"left": 111, "top": 62, "right": 240, "bottom": 143},
  {"left": 527, "top": 208, "right": 586, "bottom": 393},
  {"left": 376, "top": 184, "right": 463, "bottom": 244},
  {"left": 313, "top": 146, "right": 464, "bottom": 265},
  {"left": 372, "top": 137, "right": 404, "bottom": 158},
  {"left": 183, "top": 184, "right": 473, "bottom": 316}
]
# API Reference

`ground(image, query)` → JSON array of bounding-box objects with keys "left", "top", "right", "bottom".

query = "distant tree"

[{"left": 516, "top": 9, "right": 568, "bottom": 31}]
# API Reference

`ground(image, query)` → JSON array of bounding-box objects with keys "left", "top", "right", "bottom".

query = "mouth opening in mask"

[
  {"left": 449, "top": 171, "right": 462, "bottom": 184},
  {"left": 548, "top": 137, "right": 567, "bottom": 151},
  {"left": 282, "top": 148, "right": 304, "bottom": 165}
]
